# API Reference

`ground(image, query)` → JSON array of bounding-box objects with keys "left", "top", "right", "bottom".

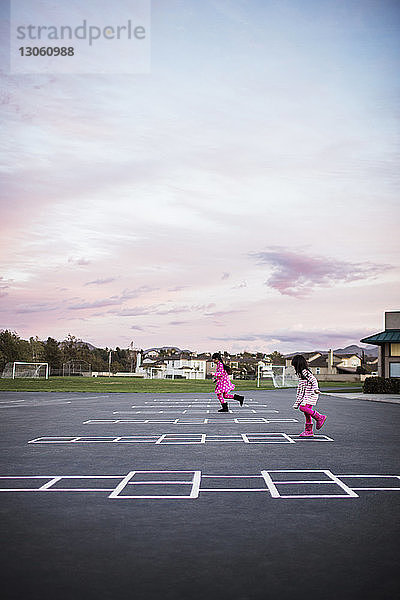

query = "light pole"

[
  {"left": 129, "top": 341, "right": 135, "bottom": 372},
  {"left": 108, "top": 349, "right": 112, "bottom": 377}
]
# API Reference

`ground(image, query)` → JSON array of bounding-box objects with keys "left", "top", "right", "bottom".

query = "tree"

[
  {"left": 29, "top": 336, "right": 45, "bottom": 362},
  {"left": 267, "top": 351, "right": 285, "bottom": 365},
  {"left": 43, "top": 337, "right": 63, "bottom": 372},
  {"left": 0, "top": 329, "right": 30, "bottom": 371},
  {"left": 111, "top": 360, "right": 124, "bottom": 374},
  {"left": 61, "top": 334, "right": 81, "bottom": 361}
]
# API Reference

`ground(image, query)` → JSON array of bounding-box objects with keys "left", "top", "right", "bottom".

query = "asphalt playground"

[{"left": 0, "top": 388, "right": 399, "bottom": 600}]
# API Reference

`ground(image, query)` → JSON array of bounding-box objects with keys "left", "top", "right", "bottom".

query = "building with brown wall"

[{"left": 361, "top": 311, "right": 400, "bottom": 378}]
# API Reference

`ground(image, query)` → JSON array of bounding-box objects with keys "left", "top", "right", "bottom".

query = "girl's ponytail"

[
  {"left": 291, "top": 355, "right": 310, "bottom": 379},
  {"left": 212, "top": 352, "right": 231, "bottom": 375}
]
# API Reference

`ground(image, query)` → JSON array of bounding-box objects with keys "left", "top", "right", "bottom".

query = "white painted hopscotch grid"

[
  {"left": 128, "top": 404, "right": 269, "bottom": 408},
  {"left": 83, "top": 418, "right": 298, "bottom": 425},
  {"left": 112, "top": 409, "right": 279, "bottom": 414},
  {"left": 28, "top": 433, "right": 334, "bottom": 444},
  {"left": 148, "top": 398, "right": 257, "bottom": 401},
  {"left": 0, "top": 471, "right": 399, "bottom": 499}
]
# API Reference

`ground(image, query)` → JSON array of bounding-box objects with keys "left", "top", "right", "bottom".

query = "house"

[
  {"left": 138, "top": 358, "right": 167, "bottom": 378},
  {"left": 285, "top": 352, "right": 322, "bottom": 368},
  {"left": 307, "top": 355, "right": 331, "bottom": 375},
  {"left": 205, "top": 355, "right": 258, "bottom": 380},
  {"left": 143, "top": 349, "right": 160, "bottom": 359},
  {"left": 164, "top": 355, "right": 206, "bottom": 379},
  {"left": 286, "top": 351, "right": 362, "bottom": 376},
  {"left": 365, "top": 356, "right": 379, "bottom": 374},
  {"left": 335, "top": 354, "right": 362, "bottom": 374},
  {"left": 361, "top": 311, "right": 400, "bottom": 378},
  {"left": 138, "top": 354, "right": 206, "bottom": 379}
]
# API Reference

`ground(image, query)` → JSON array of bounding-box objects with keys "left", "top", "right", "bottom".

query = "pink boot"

[
  {"left": 299, "top": 423, "right": 314, "bottom": 437},
  {"left": 300, "top": 404, "right": 327, "bottom": 431},
  {"left": 315, "top": 413, "right": 327, "bottom": 430}
]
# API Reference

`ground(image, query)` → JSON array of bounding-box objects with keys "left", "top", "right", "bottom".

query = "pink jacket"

[
  {"left": 293, "top": 369, "right": 320, "bottom": 407},
  {"left": 213, "top": 360, "right": 235, "bottom": 394}
]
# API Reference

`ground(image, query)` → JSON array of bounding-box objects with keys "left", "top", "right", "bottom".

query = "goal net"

[
  {"left": 62, "top": 360, "right": 92, "bottom": 377},
  {"left": 1, "top": 362, "right": 49, "bottom": 379},
  {"left": 258, "top": 365, "right": 298, "bottom": 388}
]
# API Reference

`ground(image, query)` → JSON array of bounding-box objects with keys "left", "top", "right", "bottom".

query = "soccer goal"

[
  {"left": 62, "top": 360, "right": 92, "bottom": 377},
  {"left": 1, "top": 362, "right": 49, "bottom": 379},
  {"left": 257, "top": 364, "right": 298, "bottom": 388}
]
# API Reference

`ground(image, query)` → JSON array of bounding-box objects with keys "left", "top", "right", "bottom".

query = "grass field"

[{"left": 0, "top": 376, "right": 363, "bottom": 393}]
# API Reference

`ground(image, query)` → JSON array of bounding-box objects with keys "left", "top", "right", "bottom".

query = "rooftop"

[{"left": 360, "top": 330, "right": 400, "bottom": 345}]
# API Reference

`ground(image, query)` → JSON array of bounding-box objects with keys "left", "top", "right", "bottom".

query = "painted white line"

[
  {"left": 276, "top": 495, "right": 356, "bottom": 499},
  {"left": 261, "top": 471, "right": 280, "bottom": 498},
  {"left": 27, "top": 433, "right": 334, "bottom": 445},
  {"left": 0, "top": 401, "right": 72, "bottom": 408},
  {"left": 83, "top": 417, "right": 292, "bottom": 425},
  {"left": 201, "top": 488, "right": 268, "bottom": 492},
  {"left": 191, "top": 471, "right": 202, "bottom": 498},
  {"left": 108, "top": 471, "right": 136, "bottom": 498},
  {"left": 338, "top": 474, "right": 400, "bottom": 478},
  {"left": 126, "top": 481, "right": 192, "bottom": 485},
  {"left": 155, "top": 434, "right": 167, "bottom": 444},
  {"left": 56, "top": 396, "right": 107, "bottom": 401},
  {"left": 265, "top": 469, "right": 359, "bottom": 499},
  {"left": 38, "top": 477, "right": 63, "bottom": 490},
  {"left": 325, "top": 472, "right": 357, "bottom": 497},
  {"left": 1, "top": 471, "right": 399, "bottom": 499},
  {"left": 0, "top": 400, "right": 26, "bottom": 403},
  {"left": 290, "top": 434, "right": 334, "bottom": 442},
  {"left": 352, "top": 488, "right": 400, "bottom": 491},
  {"left": 201, "top": 475, "right": 261, "bottom": 478},
  {"left": 273, "top": 481, "right": 336, "bottom": 485},
  {"left": 110, "top": 470, "right": 201, "bottom": 500},
  {"left": 113, "top": 410, "right": 280, "bottom": 414}
]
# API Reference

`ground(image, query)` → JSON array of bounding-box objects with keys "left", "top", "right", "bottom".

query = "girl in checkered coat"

[
  {"left": 212, "top": 352, "right": 244, "bottom": 412},
  {"left": 291, "top": 355, "right": 327, "bottom": 437}
]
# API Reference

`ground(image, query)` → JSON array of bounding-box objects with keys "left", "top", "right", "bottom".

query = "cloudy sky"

[{"left": 1, "top": 0, "right": 399, "bottom": 354}]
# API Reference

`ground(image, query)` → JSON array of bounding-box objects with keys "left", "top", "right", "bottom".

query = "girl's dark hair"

[
  {"left": 291, "top": 355, "right": 310, "bottom": 379},
  {"left": 212, "top": 352, "right": 231, "bottom": 374}
]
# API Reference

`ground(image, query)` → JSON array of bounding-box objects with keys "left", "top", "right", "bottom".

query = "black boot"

[
  {"left": 218, "top": 403, "right": 229, "bottom": 412},
  {"left": 234, "top": 394, "right": 244, "bottom": 407}
]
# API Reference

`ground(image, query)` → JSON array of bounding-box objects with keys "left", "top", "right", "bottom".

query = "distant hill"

[
  {"left": 77, "top": 341, "right": 98, "bottom": 351},
  {"left": 58, "top": 339, "right": 98, "bottom": 351},
  {"left": 143, "top": 346, "right": 192, "bottom": 354},
  {"left": 333, "top": 344, "right": 378, "bottom": 357},
  {"left": 285, "top": 344, "right": 378, "bottom": 358}
]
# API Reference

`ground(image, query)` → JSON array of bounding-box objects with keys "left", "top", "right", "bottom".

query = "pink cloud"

[
  {"left": 209, "top": 329, "right": 377, "bottom": 349},
  {"left": 68, "top": 298, "right": 121, "bottom": 310},
  {"left": 0, "top": 277, "right": 9, "bottom": 297},
  {"left": 68, "top": 257, "right": 91, "bottom": 266},
  {"left": 113, "top": 303, "right": 216, "bottom": 317},
  {"left": 16, "top": 302, "right": 59, "bottom": 314},
  {"left": 250, "top": 248, "right": 392, "bottom": 297},
  {"left": 84, "top": 278, "right": 116, "bottom": 286}
]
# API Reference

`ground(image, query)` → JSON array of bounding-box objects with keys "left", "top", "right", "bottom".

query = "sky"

[{"left": 0, "top": 0, "right": 399, "bottom": 354}]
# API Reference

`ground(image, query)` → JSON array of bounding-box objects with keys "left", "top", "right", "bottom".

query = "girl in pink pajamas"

[
  {"left": 291, "top": 355, "right": 327, "bottom": 437},
  {"left": 212, "top": 352, "right": 244, "bottom": 412}
]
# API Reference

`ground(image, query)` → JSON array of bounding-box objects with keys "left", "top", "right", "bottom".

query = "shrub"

[{"left": 363, "top": 376, "right": 400, "bottom": 394}]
